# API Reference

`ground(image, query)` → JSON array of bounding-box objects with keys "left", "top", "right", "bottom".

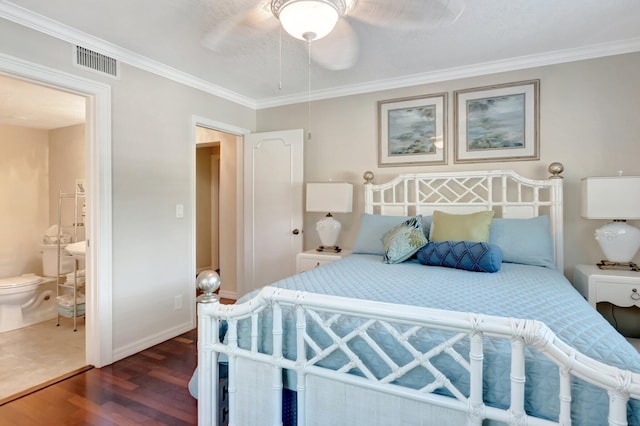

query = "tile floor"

[{"left": 0, "top": 317, "right": 86, "bottom": 401}]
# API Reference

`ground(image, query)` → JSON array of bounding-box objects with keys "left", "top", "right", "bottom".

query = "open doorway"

[
  {"left": 0, "top": 74, "right": 89, "bottom": 401},
  {"left": 194, "top": 124, "right": 244, "bottom": 301},
  {"left": 195, "top": 140, "right": 220, "bottom": 275}
]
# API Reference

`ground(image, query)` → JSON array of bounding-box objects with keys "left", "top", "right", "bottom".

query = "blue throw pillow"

[
  {"left": 489, "top": 216, "right": 555, "bottom": 268},
  {"left": 417, "top": 241, "right": 503, "bottom": 273},
  {"left": 381, "top": 216, "right": 429, "bottom": 264},
  {"left": 353, "top": 213, "right": 432, "bottom": 256}
]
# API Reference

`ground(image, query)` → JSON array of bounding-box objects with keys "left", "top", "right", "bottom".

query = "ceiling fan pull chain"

[
  {"left": 278, "top": 27, "right": 283, "bottom": 91},
  {"left": 307, "top": 39, "right": 312, "bottom": 141}
]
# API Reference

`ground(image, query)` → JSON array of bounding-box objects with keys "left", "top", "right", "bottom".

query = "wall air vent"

[{"left": 74, "top": 46, "right": 119, "bottom": 78}]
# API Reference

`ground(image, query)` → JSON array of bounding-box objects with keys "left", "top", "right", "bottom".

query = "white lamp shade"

[
  {"left": 582, "top": 176, "right": 640, "bottom": 263},
  {"left": 306, "top": 182, "right": 353, "bottom": 213},
  {"left": 581, "top": 176, "right": 640, "bottom": 219},
  {"left": 278, "top": 0, "right": 340, "bottom": 41}
]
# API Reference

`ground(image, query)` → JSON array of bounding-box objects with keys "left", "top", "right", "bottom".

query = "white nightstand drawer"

[
  {"left": 296, "top": 249, "right": 351, "bottom": 273},
  {"left": 574, "top": 264, "right": 640, "bottom": 308},
  {"left": 594, "top": 280, "right": 640, "bottom": 308},
  {"left": 297, "top": 257, "right": 334, "bottom": 272}
]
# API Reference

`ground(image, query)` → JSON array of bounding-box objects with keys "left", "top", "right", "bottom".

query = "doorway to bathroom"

[{"left": 0, "top": 74, "right": 89, "bottom": 402}]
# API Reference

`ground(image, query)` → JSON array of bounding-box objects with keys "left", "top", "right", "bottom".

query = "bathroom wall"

[
  {"left": 48, "top": 124, "right": 86, "bottom": 241},
  {"left": 0, "top": 125, "right": 49, "bottom": 278}
]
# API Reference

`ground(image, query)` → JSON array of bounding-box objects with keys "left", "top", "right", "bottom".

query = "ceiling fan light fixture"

[{"left": 272, "top": 0, "right": 345, "bottom": 41}]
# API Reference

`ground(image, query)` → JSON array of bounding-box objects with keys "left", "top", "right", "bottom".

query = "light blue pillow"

[
  {"left": 417, "top": 241, "right": 503, "bottom": 273},
  {"left": 489, "top": 215, "right": 555, "bottom": 268},
  {"left": 352, "top": 213, "right": 431, "bottom": 256},
  {"left": 381, "top": 216, "right": 429, "bottom": 264}
]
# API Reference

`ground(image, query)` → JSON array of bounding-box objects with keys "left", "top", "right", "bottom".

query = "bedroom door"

[{"left": 243, "top": 129, "right": 304, "bottom": 296}]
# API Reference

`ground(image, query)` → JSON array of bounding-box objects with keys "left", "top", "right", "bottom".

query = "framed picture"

[
  {"left": 378, "top": 93, "right": 446, "bottom": 167},
  {"left": 454, "top": 80, "right": 539, "bottom": 163}
]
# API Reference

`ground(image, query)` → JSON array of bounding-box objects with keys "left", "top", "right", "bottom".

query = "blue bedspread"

[{"left": 196, "top": 254, "right": 640, "bottom": 424}]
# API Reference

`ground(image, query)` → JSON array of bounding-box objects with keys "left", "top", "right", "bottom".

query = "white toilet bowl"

[{"left": 0, "top": 275, "right": 56, "bottom": 333}]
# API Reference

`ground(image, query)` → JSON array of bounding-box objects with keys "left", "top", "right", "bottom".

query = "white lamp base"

[
  {"left": 594, "top": 220, "right": 640, "bottom": 265},
  {"left": 316, "top": 214, "right": 342, "bottom": 252}
]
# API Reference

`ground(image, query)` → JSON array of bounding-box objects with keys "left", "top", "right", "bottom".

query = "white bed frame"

[{"left": 197, "top": 164, "right": 640, "bottom": 426}]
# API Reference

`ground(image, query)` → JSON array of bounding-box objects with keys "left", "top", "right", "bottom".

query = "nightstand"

[
  {"left": 574, "top": 264, "right": 640, "bottom": 308},
  {"left": 296, "top": 249, "right": 352, "bottom": 273}
]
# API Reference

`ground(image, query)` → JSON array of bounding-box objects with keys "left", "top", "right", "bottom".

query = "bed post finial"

[
  {"left": 548, "top": 162, "right": 564, "bottom": 179},
  {"left": 363, "top": 171, "right": 374, "bottom": 184},
  {"left": 196, "top": 270, "right": 220, "bottom": 304}
]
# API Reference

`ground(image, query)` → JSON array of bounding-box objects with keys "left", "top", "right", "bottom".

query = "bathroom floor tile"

[{"left": 0, "top": 318, "right": 86, "bottom": 401}]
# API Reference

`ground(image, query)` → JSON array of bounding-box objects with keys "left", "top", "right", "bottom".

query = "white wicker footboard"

[{"left": 196, "top": 275, "right": 640, "bottom": 426}]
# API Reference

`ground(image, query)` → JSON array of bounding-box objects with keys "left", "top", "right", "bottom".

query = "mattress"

[{"left": 198, "top": 254, "right": 640, "bottom": 424}]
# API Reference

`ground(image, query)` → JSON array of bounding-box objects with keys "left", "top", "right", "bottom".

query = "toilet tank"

[{"left": 41, "top": 244, "right": 74, "bottom": 277}]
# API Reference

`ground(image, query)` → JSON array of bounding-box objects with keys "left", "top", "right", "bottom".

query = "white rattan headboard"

[{"left": 363, "top": 163, "right": 565, "bottom": 271}]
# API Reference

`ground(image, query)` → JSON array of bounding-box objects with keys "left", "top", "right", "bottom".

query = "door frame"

[
  {"left": 0, "top": 53, "right": 113, "bottom": 367},
  {"left": 190, "top": 116, "right": 249, "bottom": 301}
]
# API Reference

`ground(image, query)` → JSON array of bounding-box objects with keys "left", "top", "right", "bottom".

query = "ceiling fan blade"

[
  {"left": 201, "top": 0, "right": 278, "bottom": 53},
  {"left": 310, "top": 19, "right": 359, "bottom": 70},
  {"left": 352, "top": 0, "right": 465, "bottom": 30}
]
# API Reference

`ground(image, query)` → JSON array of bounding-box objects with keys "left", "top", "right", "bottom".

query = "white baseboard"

[
  {"left": 111, "top": 320, "right": 194, "bottom": 363},
  {"left": 218, "top": 289, "right": 237, "bottom": 301}
]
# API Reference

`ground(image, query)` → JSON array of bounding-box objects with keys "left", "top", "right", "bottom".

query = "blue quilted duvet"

[
  {"left": 190, "top": 255, "right": 640, "bottom": 426},
  {"left": 198, "top": 255, "right": 640, "bottom": 424}
]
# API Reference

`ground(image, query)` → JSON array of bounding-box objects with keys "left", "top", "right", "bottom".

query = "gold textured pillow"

[{"left": 430, "top": 210, "right": 495, "bottom": 242}]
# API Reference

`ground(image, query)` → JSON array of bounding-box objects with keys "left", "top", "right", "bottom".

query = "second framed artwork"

[
  {"left": 454, "top": 80, "right": 539, "bottom": 163},
  {"left": 378, "top": 93, "right": 447, "bottom": 166}
]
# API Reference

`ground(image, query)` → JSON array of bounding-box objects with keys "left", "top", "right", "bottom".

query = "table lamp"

[
  {"left": 581, "top": 175, "right": 640, "bottom": 270},
  {"left": 306, "top": 182, "right": 353, "bottom": 252}
]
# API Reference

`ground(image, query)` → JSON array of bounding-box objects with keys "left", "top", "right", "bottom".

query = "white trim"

[
  {"left": 0, "top": 0, "right": 256, "bottom": 109},
  {"left": 255, "top": 37, "right": 640, "bottom": 109},
  {"left": 112, "top": 321, "right": 193, "bottom": 362},
  {"left": 2, "top": 1, "right": 639, "bottom": 110},
  {"left": 0, "top": 52, "right": 113, "bottom": 367}
]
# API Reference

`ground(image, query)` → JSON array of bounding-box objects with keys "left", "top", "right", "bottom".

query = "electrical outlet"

[{"left": 174, "top": 295, "right": 183, "bottom": 310}]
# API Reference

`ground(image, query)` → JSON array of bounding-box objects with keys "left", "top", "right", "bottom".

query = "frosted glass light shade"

[{"left": 278, "top": 0, "right": 340, "bottom": 41}]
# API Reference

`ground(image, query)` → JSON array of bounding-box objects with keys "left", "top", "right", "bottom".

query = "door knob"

[{"left": 292, "top": 229, "right": 300, "bottom": 235}]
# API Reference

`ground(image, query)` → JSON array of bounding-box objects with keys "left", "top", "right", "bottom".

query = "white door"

[{"left": 243, "top": 129, "right": 304, "bottom": 296}]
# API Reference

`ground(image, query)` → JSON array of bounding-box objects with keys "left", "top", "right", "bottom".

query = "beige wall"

[
  {"left": 0, "top": 18, "right": 255, "bottom": 358},
  {"left": 49, "top": 124, "right": 86, "bottom": 241},
  {"left": 0, "top": 125, "right": 49, "bottom": 277},
  {"left": 257, "top": 52, "right": 640, "bottom": 279},
  {"left": 195, "top": 145, "right": 213, "bottom": 271}
]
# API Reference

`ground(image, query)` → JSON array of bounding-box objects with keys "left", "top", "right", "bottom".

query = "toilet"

[
  {"left": 0, "top": 242, "right": 70, "bottom": 333},
  {"left": 0, "top": 274, "right": 56, "bottom": 333}
]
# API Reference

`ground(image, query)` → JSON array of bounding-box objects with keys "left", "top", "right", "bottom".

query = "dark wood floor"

[{"left": 0, "top": 329, "right": 199, "bottom": 425}]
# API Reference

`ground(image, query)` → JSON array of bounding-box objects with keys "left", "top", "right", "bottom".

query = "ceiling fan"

[{"left": 202, "top": 0, "right": 465, "bottom": 71}]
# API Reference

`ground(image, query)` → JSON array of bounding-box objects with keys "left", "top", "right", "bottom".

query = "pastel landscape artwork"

[
  {"left": 388, "top": 105, "right": 437, "bottom": 156},
  {"left": 466, "top": 94, "right": 525, "bottom": 150}
]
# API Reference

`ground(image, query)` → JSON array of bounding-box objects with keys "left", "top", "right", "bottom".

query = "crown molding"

[
  {"left": 0, "top": 0, "right": 257, "bottom": 109},
  {"left": 255, "top": 37, "right": 640, "bottom": 109},
  {"left": 2, "top": 1, "right": 639, "bottom": 111}
]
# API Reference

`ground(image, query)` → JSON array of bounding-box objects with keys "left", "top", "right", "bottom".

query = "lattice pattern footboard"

[{"left": 198, "top": 287, "right": 640, "bottom": 426}]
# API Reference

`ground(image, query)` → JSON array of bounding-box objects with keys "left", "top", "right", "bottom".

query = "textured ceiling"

[
  {"left": 0, "top": 74, "right": 85, "bottom": 130},
  {"left": 1, "top": 0, "right": 640, "bottom": 126}
]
